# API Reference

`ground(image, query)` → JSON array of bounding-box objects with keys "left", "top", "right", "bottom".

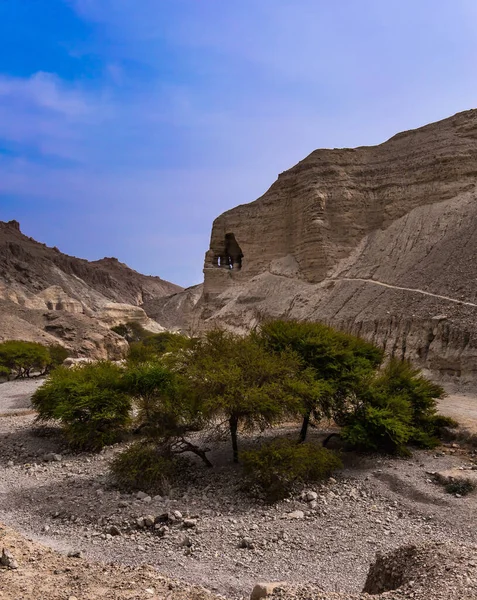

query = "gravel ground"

[
  {"left": 1, "top": 381, "right": 477, "bottom": 598},
  {"left": 0, "top": 379, "right": 43, "bottom": 416}
]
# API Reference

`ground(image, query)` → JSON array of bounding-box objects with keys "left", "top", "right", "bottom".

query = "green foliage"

[
  {"left": 256, "top": 320, "right": 384, "bottom": 439},
  {"left": 0, "top": 340, "right": 52, "bottom": 378},
  {"left": 185, "top": 329, "right": 302, "bottom": 462},
  {"left": 47, "top": 344, "right": 69, "bottom": 369},
  {"left": 0, "top": 365, "right": 10, "bottom": 379},
  {"left": 110, "top": 441, "right": 187, "bottom": 493},
  {"left": 241, "top": 438, "right": 342, "bottom": 502},
  {"left": 444, "top": 478, "right": 476, "bottom": 496},
  {"left": 341, "top": 359, "right": 447, "bottom": 454},
  {"left": 143, "top": 332, "right": 194, "bottom": 354},
  {"left": 122, "top": 362, "right": 200, "bottom": 435},
  {"left": 32, "top": 362, "right": 130, "bottom": 451},
  {"left": 111, "top": 321, "right": 150, "bottom": 343},
  {"left": 127, "top": 332, "right": 194, "bottom": 365}
]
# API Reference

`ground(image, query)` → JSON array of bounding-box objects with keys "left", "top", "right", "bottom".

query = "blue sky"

[{"left": 1, "top": 1, "right": 477, "bottom": 287}]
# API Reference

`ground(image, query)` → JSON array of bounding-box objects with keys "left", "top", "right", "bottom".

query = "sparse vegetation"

[
  {"left": 0, "top": 340, "right": 52, "bottom": 378},
  {"left": 110, "top": 441, "right": 189, "bottom": 493},
  {"left": 256, "top": 320, "right": 384, "bottom": 441},
  {"left": 443, "top": 478, "right": 476, "bottom": 496},
  {"left": 0, "top": 340, "right": 69, "bottom": 380},
  {"left": 241, "top": 438, "right": 342, "bottom": 502},
  {"left": 341, "top": 359, "right": 448, "bottom": 454},
  {"left": 183, "top": 329, "right": 303, "bottom": 462},
  {"left": 32, "top": 361, "right": 130, "bottom": 451},
  {"left": 111, "top": 321, "right": 150, "bottom": 343}
]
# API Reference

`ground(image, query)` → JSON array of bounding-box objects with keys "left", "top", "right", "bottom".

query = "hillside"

[
  {"left": 0, "top": 220, "right": 182, "bottom": 357},
  {"left": 187, "top": 109, "right": 477, "bottom": 385}
]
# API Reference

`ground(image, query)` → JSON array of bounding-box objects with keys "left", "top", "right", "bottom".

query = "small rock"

[
  {"left": 173, "top": 510, "right": 183, "bottom": 520},
  {"left": 287, "top": 510, "right": 304, "bottom": 520},
  {"left": 143, "top": 515, "right": 155, "bottom": 528},
  {"left": 7, "top": 460, "right": 13, "bottom": 468},
  {"left": 67, "top": 550, "right": 82, "bottom": 558},
  {"left": 250, "top": 582, "right": 286, "bottom": 599},
  {"left": 136, "top": 491, "right": 148, "bottom": 500},
  {"left": 304, "top": 491, "right": 318, "bottom": 502},
  {"left": 109, "top": 525, "right": 121, "bottom": 536},
  {"left": 136, "top": 517, "right": 145, "bottom": 529},
  {"left": 155, "top": 513, "right": 170, "bottom": 524},
  {"left": 155, "top": 525, "right": 169, "bottom": 536},
  {"left": 239, "top": 537, "right": 255, "bottom": 549},
  {"left": 183, "top": 519, "right": 197, "bottom": 529},
  {"left": 180, "top": 535, "right": 192, "bottom": 547},
  {"left": 142, "top": 496, "right": 152, "bottom": 504},
  {"left": 0, "top": 548, "right": 18, "bottom": 569}
]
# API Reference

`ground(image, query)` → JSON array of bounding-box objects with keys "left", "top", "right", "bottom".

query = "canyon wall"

[{"left": 195, "top": 109, "right": 477, "bottom": 385}]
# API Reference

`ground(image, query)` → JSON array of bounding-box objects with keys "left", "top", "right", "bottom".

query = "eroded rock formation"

[
  {"left": 0, "top": 221, "right": 181, "bottom": 358},
  {"left": 193, "top": 109, "right": 477, "bottom": 385}
]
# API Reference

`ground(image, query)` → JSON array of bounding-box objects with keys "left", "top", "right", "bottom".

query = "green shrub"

[
  {"left": 0, "top": 365, "right": 10, "bottom": 379},
  {"left": 47, "top": 344, "right": 69, "bottom": 369},
  {"left": 110, "top": 441, "right": 188, "bottom": 493},
  {"left": 241, "top": 438, "right": 342, "bottom": 502},
  {"left": 256, "top": 320, "right": 384, "bottom": 441},
  {"left": 444, "top": 478, "right": 475, "bottom": 496},
  {"left": 112, "top": 322, "right": 150, "bottom": 343},
  {"left": 143, "top": 332, "right": 194, "bottom": 355},
  {"left": 341, "top": 359, "right": 447, "bottom": 454},
  {"left": 127, "top": 333, "right": 195, "bottom": 365},
  {"left": 185, "top": 329, "right": 303, "bottom": 462},
  {"left": 121, "top": 361, "right": 212, "bottom": 465},
  {"left": 32, "top": 362, "right": 130, "bottom": 451},
  {"left": 0, "top": 340, "right": 51, "bottom": 378}
]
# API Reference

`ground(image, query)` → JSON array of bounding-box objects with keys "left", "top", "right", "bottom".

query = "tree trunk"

[
  {"left": 299, "top": 411, "right": 311, "bottom": 443},
  {"left": 229, "top": 415, "right": 239, "bottom": 463}
]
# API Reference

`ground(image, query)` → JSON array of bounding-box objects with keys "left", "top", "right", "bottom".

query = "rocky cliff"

[
  {"left": 193, "top": 109, "right": 477, "bottom": 385},
  {"left": 0, "top": 220, "right": 182, "bottom": 358}
]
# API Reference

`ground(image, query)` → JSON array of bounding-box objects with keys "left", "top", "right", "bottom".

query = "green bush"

[
  {"left": 111, "top": 322, "right": 150, "bottom": 343},
  {"left": 256, "top": 320, "right": 384, "bottom": 440},
  {"left": 444, "top": 478, "right": 475, "bottom": 496},
  {"left": 47, "top": 344, "right": 69, "bottom": 369},
  {"left": 110, "top": 441, "right": 188, "bottom": 493},
  {"left": 241, "top": 438, "right": 342, "bottom": 502},
  {"left": 32, "top": 362, "right": 130, "bottom": 451},
  {"left": 184, "top": 329, "right": 303, "bottom": 462},
  {"left": 127, "top": 333, "right": 195, "bottom": 365},
  {"left": 0, "top": 340, "right": 52, "bottom": 378},
  {"left": 121, "top": 361, "right": 212, "bottom": 465},
  {"left": 0, "top": 365, "right": 10, "bottom": 379},
  {"left": 341, "top": 359, "right": 447, "bottom": 454}
]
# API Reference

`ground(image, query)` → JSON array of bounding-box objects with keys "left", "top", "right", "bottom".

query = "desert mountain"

[
  {"left": 180, "top": 109, "right": 477, "bottom": 385},
  {"left": 0, "top": 220, "right": 182, "bottom": 358}
]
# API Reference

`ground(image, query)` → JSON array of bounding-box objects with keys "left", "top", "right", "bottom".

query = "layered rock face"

[
  {"left": 196, "top": 109, "right": 477, "bottom": 385},
  {"left": 0, "top": 221, "right": 181, "bottom": 358}
]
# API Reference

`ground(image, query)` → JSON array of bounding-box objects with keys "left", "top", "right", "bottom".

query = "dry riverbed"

[{"left": 1, "top": 380, "right": 477, "bottom": 599}]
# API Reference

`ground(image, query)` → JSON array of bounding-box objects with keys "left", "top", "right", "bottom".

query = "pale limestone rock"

[
  {"left": 250, "top": 582, "right": 286, "bottom": 600},
  {"left": 192, "top": 109, "right": 477, "bottom": 385}
]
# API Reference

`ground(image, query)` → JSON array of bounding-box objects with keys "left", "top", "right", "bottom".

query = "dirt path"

[
  {"left": 438, "top": 394, "right": 477, "bottom": 433},
  {"left": 332, "top": 277, "right": 477, "bottom": 308},
  {"left": 0, "top": 379, "right": 43, "bottom": 416}
]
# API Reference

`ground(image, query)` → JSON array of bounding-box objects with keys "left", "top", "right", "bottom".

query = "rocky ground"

[{"left": 1, "top": 381, "right": 477, "bottom": 599}]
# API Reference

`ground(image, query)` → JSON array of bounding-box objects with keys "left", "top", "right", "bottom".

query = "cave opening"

[{"left": 215, "top": 233, "right": 243, "bottom": 270}]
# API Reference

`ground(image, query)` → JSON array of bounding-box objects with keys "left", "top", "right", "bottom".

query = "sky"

[{"left": 1, "top": 1, "right": 477, "bottom": 287}]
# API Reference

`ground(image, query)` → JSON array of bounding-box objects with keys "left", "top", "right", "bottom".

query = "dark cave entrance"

[{"left": 217, "top": 233, "right": 243, "bottom": 270}]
